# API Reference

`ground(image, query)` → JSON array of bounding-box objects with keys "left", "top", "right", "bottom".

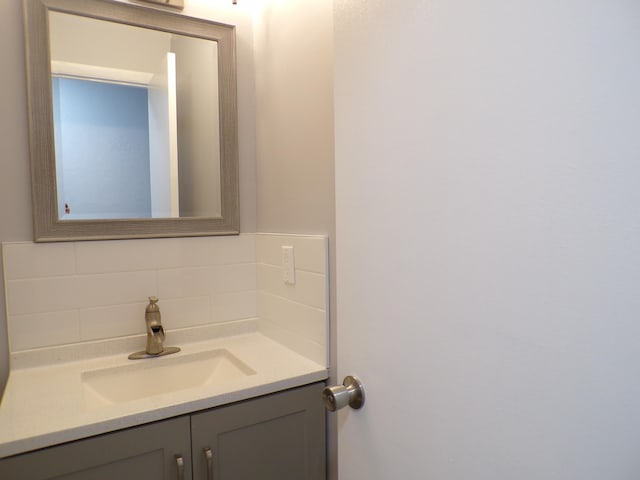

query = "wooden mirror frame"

[{"left": 23, "top": 0, "right": 239, "bottom": 241}]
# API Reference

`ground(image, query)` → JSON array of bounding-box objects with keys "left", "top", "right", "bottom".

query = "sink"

[{"left": 82, "top": 349, "right": 256, "bottom": 409}]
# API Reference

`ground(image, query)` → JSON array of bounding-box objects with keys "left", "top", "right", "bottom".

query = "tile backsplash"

[
  {"left": 256, "top": 234, "right": 329, "bottom": 366},
  {"left": 2, "top": 234, "right": 328, "bottom": 366}
]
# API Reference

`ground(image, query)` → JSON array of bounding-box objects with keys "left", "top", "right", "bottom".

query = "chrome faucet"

[{"left": 128, "top": 297, "right": 180, "bottom": 360}]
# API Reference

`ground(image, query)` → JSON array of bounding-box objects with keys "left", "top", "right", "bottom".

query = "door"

[{"left": 334, "top": 1, "right": 640, "bottom": 479}]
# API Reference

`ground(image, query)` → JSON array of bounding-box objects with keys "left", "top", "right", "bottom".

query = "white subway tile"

[
  {"left": 9, "top": 310, "right": 80, "bottom": 351},
  {"left": 259, "top": 318, "right": 327, "bottom": 366},
  {"left": 212, "top": 290, "right": 257, "bottom": 322},
  {"left": 257, "top": 264, "right": 326, "bottom": 310},
  {"left": 2, "top": 242, "right": 76, "bottom": 280},
  {"left": 208, "top": 264, "right": 257, "bottom": 294},
  {"left": 6, "top": 277, "right": 80, "bottom": 315},
  {"left": 158, "top": 268, "right": 211, "bottom": 299},
  {"left": 168, "top": 235, "right": 256, "bottom": 266},
  {"left": 159, "top": 296, "right": 212, "bottom": 329},
  {"left": 75, "top": 239, "right": 182, "bottom": 274},
  {"left": 75, "top": 236, "right": 255, "bottom": 275},
  {"left": 79, "top": 303, "right": 147, "bottom": 341},
  {"left": 256, "top": 234, "right": 327, "bottom": 274},
  {"left": 73, "top": 271, "right": 158, "bottom": 309},
  {"left": 3, "top": 233, "right": 327, "bottom": 354},
  {"left": 7, "top": 271, "right": 157, "bottom": 315},
  {"left": 258, "top": 292, "right": 326, "bottom": 344},
  {"left": 158, "top": 264, "right": 256, "bottom": 299}
]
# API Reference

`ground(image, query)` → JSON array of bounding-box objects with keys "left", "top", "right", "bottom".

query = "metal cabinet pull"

[
  {"left": 175, "top": 454, "right": 185, "bottom": 480},
  {"left": 204, "top": 447, "right": 214, "bottom": 480}
]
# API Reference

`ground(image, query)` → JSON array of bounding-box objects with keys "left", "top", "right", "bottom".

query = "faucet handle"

[{"left": 145, "top": 296, "right": 162, "bottom": 323}]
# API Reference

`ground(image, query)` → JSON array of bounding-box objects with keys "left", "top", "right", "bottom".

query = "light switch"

[{"left": 282, "top": 246, "right": 296, "bottom": 285}]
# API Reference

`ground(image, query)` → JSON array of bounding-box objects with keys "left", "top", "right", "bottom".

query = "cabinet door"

[
  {"left": 0, "top": 416, "right": 191, "bottom": 480},
  {"left": 191, "top": 383, "right": 326, "bottom": 480}
]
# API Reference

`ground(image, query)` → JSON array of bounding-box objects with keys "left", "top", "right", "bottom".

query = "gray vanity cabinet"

[
  {"left": 0, "top": 416, "right": 192, "bottom": 480},
  {"left": 0, "top": 383, "right": 325, "bottom": 480},
  {"left": 191, "top": 382, "right": 326, "bottom": 480}
]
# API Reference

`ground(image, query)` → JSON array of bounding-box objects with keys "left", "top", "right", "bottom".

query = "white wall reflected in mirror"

[{"left": 49, "top": 11, "right": 221, "bottom": 220}]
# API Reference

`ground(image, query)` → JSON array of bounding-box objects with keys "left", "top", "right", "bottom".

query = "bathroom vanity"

[
  {"left": 0, "top": 330, "right": 328, "bottom": 479},
  {"left": 0, "top": 383, "right": 325, "bottom": 479}
]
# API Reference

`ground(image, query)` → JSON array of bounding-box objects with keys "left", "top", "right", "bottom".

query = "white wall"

[
  {"left": 49, "top": 11, "right": 172, "bottom": 74},
  {"left": 253, "top": 0, "right": 335, "bottom": 235},
  {"left": 0, "top": 0, "right": 32, "bottom": 394},
  {"left": 334, "top": 0, "right": 640, "bottom": 477},
  {"left": 173, "top": 36, "right": 222, "bottom": 217}
]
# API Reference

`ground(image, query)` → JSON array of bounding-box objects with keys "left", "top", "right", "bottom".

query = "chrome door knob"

[{"left": 322, "top": 375, "right": 365, "bottom": 411}]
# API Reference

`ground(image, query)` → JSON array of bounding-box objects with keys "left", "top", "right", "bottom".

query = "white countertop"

[{"left": 0, "top": 330, "right": 328, "bottom": 458}]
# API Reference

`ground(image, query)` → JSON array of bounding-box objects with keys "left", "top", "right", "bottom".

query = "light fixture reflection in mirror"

[
  {"left": 22, "top": 0, "right": 239, "bottom": 241},
  {"left": 49, "top": 11, "right": 221, "bottom": 221}
]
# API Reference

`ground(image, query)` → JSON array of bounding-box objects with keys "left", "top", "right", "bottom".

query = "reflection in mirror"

[
  {"left": 49, "top": 11, "right": 221, "bottom": 220},
  {"left": 23, "top": 0, "right": 238, "bottom": 241}
]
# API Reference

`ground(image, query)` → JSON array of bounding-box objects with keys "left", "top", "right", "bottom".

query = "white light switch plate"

[{"left": 282, "top": 246, "right": 296, "bottom": 285}]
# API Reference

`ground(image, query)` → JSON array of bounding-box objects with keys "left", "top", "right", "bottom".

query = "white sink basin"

[{"left": 81, "top": 349, "right": 256, "bottom": 409}]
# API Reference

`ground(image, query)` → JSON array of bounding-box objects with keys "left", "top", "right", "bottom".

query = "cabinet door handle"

[
  {"left": 204, "top": 447, "right": 214, "bottom": 480},
  {"left": 175, "top": 454, "right": 185, "bottom": 480}
]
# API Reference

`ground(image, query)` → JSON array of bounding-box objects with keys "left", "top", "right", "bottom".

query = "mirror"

[{"left": 23, "top": 0, "right": 239, "bottom": 241}]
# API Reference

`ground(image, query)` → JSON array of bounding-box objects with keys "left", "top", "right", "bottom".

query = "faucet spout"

[
  {"left": 146, "top": 325, "right": 165, "bottom": 355},
  {"left": 145, "top": 296, "right": 165, "bottom": 354},
  {"left": 128, "top": 297, "right": 180, "bottom": 360}
]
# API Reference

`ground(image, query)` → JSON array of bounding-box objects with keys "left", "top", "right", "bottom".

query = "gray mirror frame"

[{"left": 23, "top": 0, "right": 239, "bottom": 241}]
